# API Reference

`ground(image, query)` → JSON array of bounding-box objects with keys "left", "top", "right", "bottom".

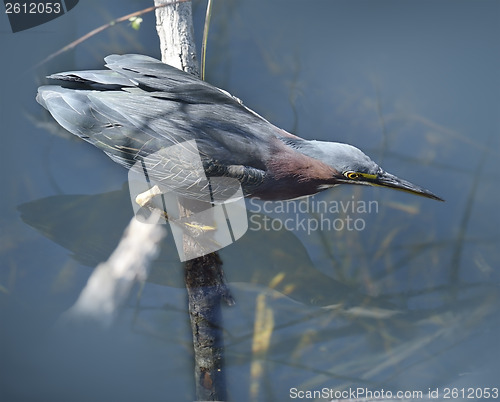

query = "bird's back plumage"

[{"left": 37, "top": 54, "right": 301, "bottom": 199}]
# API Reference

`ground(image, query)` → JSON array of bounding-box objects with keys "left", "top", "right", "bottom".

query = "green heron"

[{"left": 36, "top": 54, "right": 443, "bottom": 202}]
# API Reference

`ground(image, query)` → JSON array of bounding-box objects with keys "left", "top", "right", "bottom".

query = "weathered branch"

[
  {"left": 154, "top": 0, "right": 199, "bottom": 75},
  {"left": 35, "top": 0, "right": 191, "bottom": 69},
  {"left": 61, "top": 212, "right": 166, "bottom": 326},
  {"left": 154, "top": 1, "right": 230, "bottom": 400}
]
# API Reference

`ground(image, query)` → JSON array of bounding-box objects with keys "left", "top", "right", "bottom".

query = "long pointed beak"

[{"left": 369, "top": 171, "right": 444, "bottom": 201}]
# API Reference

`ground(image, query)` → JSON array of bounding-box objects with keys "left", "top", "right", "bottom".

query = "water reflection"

[{"left": 2, "top": 0, "right": 499, "bottom": 401}]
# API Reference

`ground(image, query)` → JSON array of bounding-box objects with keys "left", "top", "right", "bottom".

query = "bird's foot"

[{"left": 135, "top": 184, "right": 163, "bottom": 207}]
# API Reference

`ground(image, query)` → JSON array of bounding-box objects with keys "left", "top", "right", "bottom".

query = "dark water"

[{"left": 1, "top": 1, "right": 499, "bottom": 401}]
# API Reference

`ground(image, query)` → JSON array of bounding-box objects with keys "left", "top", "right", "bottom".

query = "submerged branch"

[{"left": 61, "top": 212, "right": 166, "bottom": 326}]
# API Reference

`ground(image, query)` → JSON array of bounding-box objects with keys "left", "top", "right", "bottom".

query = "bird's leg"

[
  {"left": 135, "top": 185, "right": 218, "bottom": 236},
  {"left": 135, "top": 184, "right": 163, "bottom": 207},
  {"left": 135, "top": 185, "right": 170, "bottom": 221},
  {"left": 169, "top": 217, "right": 217, "bottom": 238}
]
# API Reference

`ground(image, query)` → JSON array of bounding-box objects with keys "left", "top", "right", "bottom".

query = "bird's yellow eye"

[{"left": 344, "top": 171, "right": 361, "bottom": 180}]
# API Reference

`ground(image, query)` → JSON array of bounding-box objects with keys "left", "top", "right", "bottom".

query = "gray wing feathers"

[
  {"left": 47, "top": 70, "right": 135, "bottom": 88},
  {"left": 36, "top": 54, "right": 272, "bottom": 198}
]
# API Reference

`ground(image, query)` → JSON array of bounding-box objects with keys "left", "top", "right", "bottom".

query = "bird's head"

[{"left": 305, "top": 141, "right": 444, "bottom": 201}]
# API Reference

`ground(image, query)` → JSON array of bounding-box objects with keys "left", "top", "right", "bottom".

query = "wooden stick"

[{"left": 154, "top": 1, "right": 232, "bottom": 400}]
